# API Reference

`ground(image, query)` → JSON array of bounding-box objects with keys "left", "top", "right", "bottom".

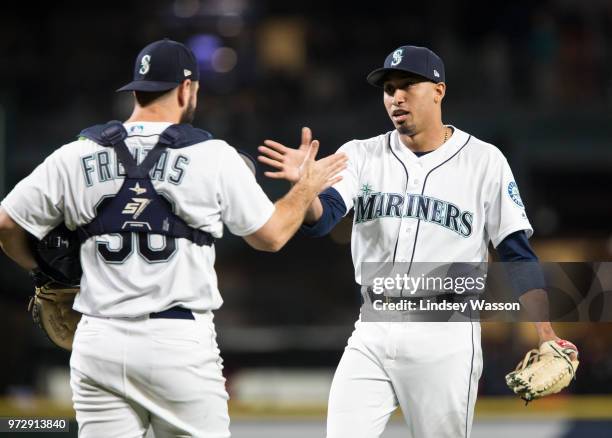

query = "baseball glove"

[
  {"left": 505, "top": 339, "right": 579, "bottom": 404},
  {"left": 27, "top": 224, "right": 82, "bottom": 351},
  {"left": 28, "top": 272, "right": 80, "bottom": 351}
]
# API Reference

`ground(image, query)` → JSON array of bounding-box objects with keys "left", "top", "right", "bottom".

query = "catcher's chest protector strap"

[{"left": 77, "top": 121, "right": 215, "bottom": 247}]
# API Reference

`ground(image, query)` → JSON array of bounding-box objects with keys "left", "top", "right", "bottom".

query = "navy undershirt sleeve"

[
  {"left": 300, "top": 187, "right": 347, "bottom": 237},
  {"left": 496, "top": 230, "right": 546, "bottom": 296},
  {"left": 497, "top": 230, "right": 537, "bottom": 261}
]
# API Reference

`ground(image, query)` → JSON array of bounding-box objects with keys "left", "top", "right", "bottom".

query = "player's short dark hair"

[{"left": 134, "top": 90, "right": 173, "bottom": 107}]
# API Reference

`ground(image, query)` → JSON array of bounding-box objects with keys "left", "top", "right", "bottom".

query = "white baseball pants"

[
  {"left": 327, "top": 320, "right": 482, "bottom": 438},
  {"left": 70, "top": 311, "right": 230, "bottom": 438}
]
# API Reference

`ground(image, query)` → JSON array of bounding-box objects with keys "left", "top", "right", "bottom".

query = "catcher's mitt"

[
  {"left": 28, "top": 275, "right": 80, "bottom": 351},
  {"left": 27, "top": 224, "right": 82, "bottom": 351},
  {"left": 505, "top": 339, "right": 579, "bottom": 404}
]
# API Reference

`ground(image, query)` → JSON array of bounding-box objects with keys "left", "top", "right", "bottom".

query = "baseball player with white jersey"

[
  {"left": 0, "top": 39, "right": 346, "bottom": 437},
  {"left": 258, "top": 45, "right": 577, "bottom": 437}
]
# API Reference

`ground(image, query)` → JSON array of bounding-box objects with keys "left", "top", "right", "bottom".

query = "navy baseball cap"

[
  {"left": 367, "top": 45, "right": 445, "bottom": 87},
  {"left": 117, "top": 38, "right": 200, "bottom": 92}
]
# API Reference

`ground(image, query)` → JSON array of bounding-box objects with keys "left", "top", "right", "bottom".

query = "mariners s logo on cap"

[
  {"left": 139, "top": 55, "right": 151, "bottom": 75},
  {"left": 117, "top": 39, "right": 200, "bottom": 93},
  {"left": 367, "top": 45, "right": 445, "bottom": 87},
  {"left": 391, "top": 49, "right": 403, "bottom": 67}
]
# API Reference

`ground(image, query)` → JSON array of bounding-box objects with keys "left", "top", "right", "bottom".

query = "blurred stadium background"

[{"left": 1, "top": 0, "right": 611, "bottom": 436}]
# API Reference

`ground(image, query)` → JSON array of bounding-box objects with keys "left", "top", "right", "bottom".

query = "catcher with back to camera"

[
  {"left": 258, "top": 45, "right": 579, "bottom": 437},
  {"left": 0, "top": 38, "right": 347, "bottom": 437}
]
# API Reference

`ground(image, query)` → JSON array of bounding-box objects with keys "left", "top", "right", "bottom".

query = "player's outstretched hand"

[
  {"left": 298, "top": 139, "right": 347, "bottom": 193},
  {"left": 258, "top": 127, "right": 313, "bottom": 183}
]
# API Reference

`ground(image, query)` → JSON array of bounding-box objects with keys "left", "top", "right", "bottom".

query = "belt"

[{"left": 149, "top": 306, "right": 195, "bottom": 320}]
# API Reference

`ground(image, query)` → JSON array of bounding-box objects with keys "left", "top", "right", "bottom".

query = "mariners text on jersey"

[
  {"left": 354, "top": 189, "right": 474, "bottom": 237},
  {"left": 80, "top": 147, "right": 189, "bottom": 187}
]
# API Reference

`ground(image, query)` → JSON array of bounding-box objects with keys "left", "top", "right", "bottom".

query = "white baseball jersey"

[
  {"left": 332, "top": 126, "right": 533, "bottom": 284},
  {"left": 327, "top": 126, "right": 528, "bottom": 437},
  {"left": 1, "top": 121, "right": 275, "bottom": 317}
]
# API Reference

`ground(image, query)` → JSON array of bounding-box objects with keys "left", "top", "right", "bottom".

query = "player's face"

[
  {"left": 180, "top": 81, "right": 199, "bottom": 124},
  {"left": 383, "top": 73, "right": 438, "bottom": 136}
]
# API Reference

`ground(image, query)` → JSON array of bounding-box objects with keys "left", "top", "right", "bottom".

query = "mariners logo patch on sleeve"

[{"left": 507, "top": 181, "right": 524, "bottom": 208}]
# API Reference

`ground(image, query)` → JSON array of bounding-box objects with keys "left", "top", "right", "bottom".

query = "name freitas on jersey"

[{"left": 0, "top": 122, "right": 275, "bottom": 317}]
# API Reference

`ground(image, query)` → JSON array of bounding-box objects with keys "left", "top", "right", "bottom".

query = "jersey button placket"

[
  {"left": 410, "top": 167, "right": 424, "bottom": 190},
  {"left": 396, "top": 224, "right": 413, "bottom": 264},
  {"left": 397, "top": 163, "right": 424, "bottom": 264},
  {"left": 396, "top": 218, "right": 410, "bottom": 263}
]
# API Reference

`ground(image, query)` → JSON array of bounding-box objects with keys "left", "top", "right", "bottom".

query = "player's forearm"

[
  {"left": 290, "top": 179, "right": 323, "bottom": 225},
  {"left": 519, "top": 288, "right": 558, "bottom": 342},
  {"left": 268, "top": 180, "right": 320, "bottom": 247},
  {"left": 246, "top": 179, "right": 319, "bottom": 252},
  {"left": 533, "top": 322, "right": 558, "bottom": 342},
  {"left": 0, "top": 210, "right": 37, "bottom": 270},
  {"left": 304, "top": 197, "right": 323, "bottom": 224}
]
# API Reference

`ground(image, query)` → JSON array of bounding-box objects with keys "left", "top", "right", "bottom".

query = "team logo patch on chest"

[{"left": 354, "top": 185, "right": 474, "bottom": 237}]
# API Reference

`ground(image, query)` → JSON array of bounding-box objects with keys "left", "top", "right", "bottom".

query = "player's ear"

[
  {"left": 178, "top": 79, "right": 192, "bottom": 108},
  {"left": 433, "top": 82, "right": 446, "bottom": 104},
  {"left": 188, "top": 81, "right": 199, "bottom": 110}
]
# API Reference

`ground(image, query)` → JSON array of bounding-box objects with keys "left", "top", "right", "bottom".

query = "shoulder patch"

[{"left": 507, "top": 181, "right": 524, "bottom": 208}]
